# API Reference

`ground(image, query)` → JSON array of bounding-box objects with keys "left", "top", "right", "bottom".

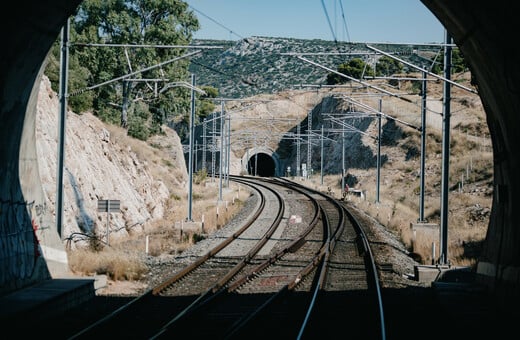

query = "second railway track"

[
  {"left": 11, "top": 173, "right": 489, "bottom": 340},
  {"left": 46, "top": 175, "right": 388, "bottom": 339},
  {"left": 11, "top": 176, "right": 426, "bottom": 339}
]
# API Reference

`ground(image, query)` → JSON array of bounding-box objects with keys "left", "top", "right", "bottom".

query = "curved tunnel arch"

[
  {"left": 422, "top": 0, "right": 520, "bottom": 304},
  {"left": 241, "top": 147, "right": 282, "bottom": 177},
  {"left": 1, "top": 0, "right": 519, "bottom": 305},
  {"left": 0, "top": 0, "right": 83, "bottom": 293},
  {"left": 247, "top": 153, "right": 275, "bottom": 177}
]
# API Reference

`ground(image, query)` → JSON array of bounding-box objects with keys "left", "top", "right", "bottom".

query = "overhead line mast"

[{"left": 365, "top": 44, "right": 477, "bottom": 94}]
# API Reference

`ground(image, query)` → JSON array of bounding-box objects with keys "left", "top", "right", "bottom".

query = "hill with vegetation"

[
  {"left": 188, "top": 37, "right": 446, "bottom": 99},
  {"left": 38, "top": 34, "right": 492, "bottom": 292}
]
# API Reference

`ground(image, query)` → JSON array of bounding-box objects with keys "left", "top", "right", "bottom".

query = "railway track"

[{"left": 60, "top": 175, "right": 387, "bottom": 339}]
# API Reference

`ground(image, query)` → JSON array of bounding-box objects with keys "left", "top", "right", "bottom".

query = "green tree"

[
  {"left": 197, "top": 86, "right": 218, "bottom": 120},
  {"left": 45, "top": 41, "right": 95, "bottom": 113},
  {"left": 326, "top": 58, "right": 375, "bottom": 85},
  {"left": 375, "top": 56, "right": 403, "bottom": 76},
  {"left": 451, "top": 48, "right": 469, "bottom": 73},
  {"left": 63, "top": 0, "right": 199, "bottom": 139},
  {"left": 430, "top": 48, "right": 468, "bottom": 74}
]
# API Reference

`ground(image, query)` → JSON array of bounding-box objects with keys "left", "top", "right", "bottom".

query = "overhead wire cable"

[
  {"left": 188, "top": 5, "right": 244, "bottom": 40},
  {"left": 337, "top": 0, "right": 351, "bottom": 42},
  {"left": 320, "top": 0, "right": 338, "bottom": 43},
  {"left": 190, "top": 59, "right": 257, "bottom": 87}
]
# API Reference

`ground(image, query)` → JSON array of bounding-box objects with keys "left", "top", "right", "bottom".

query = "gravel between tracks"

[
  {"left": 134, "top": 186, "right": 428, "bottom": 297},
  {"left": 96, "top": 183, "right": 428, "bottom": 297}
]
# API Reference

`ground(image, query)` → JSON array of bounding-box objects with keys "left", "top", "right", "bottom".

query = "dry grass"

[
  {"left": 303, "top": 140, "right": 492, "bottom": 268},
  {"left": 300, "top": 79, "right": 493, "bottom": 267},
  {"left": 67, "top": 176, "right": 251, "bottom": 279},
  {"left": 67, "top": 71, "right": 491, "bottom": 280},
  {"left": 67, "top": 120, "right": 252, "bottom": 280},
  {"left": 68, "top": 247, "right": 148, "bottom": 281}
]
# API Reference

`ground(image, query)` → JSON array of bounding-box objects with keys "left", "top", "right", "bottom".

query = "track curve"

[{"left": 19, "top": 175, "right": 393, "bottom": 339}]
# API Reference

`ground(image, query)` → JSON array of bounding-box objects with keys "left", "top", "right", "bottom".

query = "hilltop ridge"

[{"left": 189, "top": 36, "right": 442, "bottom": 98}]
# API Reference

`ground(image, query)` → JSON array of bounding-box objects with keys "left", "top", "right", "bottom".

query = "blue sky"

[{"left": 183, "top": 0, "right": 446, "bottom": 43}]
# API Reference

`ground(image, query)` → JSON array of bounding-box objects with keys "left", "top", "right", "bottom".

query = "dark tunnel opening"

[{"left": 247, "top": 153, "right": 276, "bottom": 177}]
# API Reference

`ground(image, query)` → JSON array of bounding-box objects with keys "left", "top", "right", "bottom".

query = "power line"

[
  {"left": 69, "top": 50, "right": 202, "bottom": 96},
  {"left": 188, "top": 5, "right": 244, "bottom": 40},
  {"left": 366, "top": 44, "right": 478, "bottom": 94},
  {"left": 337, "top": 0, "right": 351, "bottom": 43},
  {"left": 320, "top": 0, "right": 338, "bottom": 43}
]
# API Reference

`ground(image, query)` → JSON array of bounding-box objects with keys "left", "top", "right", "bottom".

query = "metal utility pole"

[
  {"left": 121, "top": 80, "right": 130, "bottom": 127},
  {"left": 56, "top": 17, "right": 69, "bottom": 238},
  {"left": 320, "top": 125, "right": 324, "bottom": 185},
  {"left": 187, "top": 74, "right": 195, "bottom": 222},
  {"left": 202, "top": 118, "right": 207, "bottom": 171},
  {"left": 212, "top": 113, "right": 216, "bottom": 180},
  {"left": 419, "top": 70, "right": 428, "bottom": 222},
  {"left": 253, "top": 134, "right": 259, "bottom": 176},
  {"left": 296, "top": 123, "right": 301, "bottom": 177},
  {"left": 254, "top": 147, "right": 258, "bottom": 176},
  {"left": 218, "top": 101, "right": 224, "bottom": 201},
  {"left": 439, "top": 30, "right": 452, "bottom": 265},
  {"left": 246, "top": 148, "right": 250, "bottom": 174},
  {"left": 376, "top": 98, "right": 382, "bottom": 204},
  {"left": 307, "top": 110, "right": 313, "bottom": 178},
  {"left": 341, "top": 123, "right": 346, "bottom": 191},
  {"left": 225, "top": 113, "right": 231, "bottom": 186},
  {"left": 195, "top": 140, "right": 198, "bottom": 173}
]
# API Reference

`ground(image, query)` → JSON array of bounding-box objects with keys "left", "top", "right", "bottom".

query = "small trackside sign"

[{"left": 97, "top": 199, "right": 120, "bottom": 212}]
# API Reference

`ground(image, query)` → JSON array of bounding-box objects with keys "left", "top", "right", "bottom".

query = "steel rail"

[
  {"left": 151, "top": 179, "right": 267, "bottom": 295},
  {"left": 68, "top": 177, "right": 269, "bottom": 339},
  {"left": 150, "top": 175, "right": 326, "bottom": 339},
  {"left": 274, "top": 177, "right": 348, "bottom": 338},
  {"left": 222, "top": 177, "right": 345, "bottom": 339},
  {"left": 344, "top": 205, "right": 387, "bottom": 340},
  {"left": 279, "top": 177, "right": 385, "bottom": 339},
  {"left": 150, "top": 176, "right": 286, "bottom": 338}
]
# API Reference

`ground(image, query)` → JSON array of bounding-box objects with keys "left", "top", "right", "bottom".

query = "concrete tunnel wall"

[
  {"left": 422, "top": 0, "right": 520, "bottom": 304},
  {"left": 0, "top": 0, "right": 83, "bottom": 294},
  {"left": 1, "top": 0, "right": 520, "bottom": 304},
  {"left": 241, "top": 147, "right": 282, "bottom": 177}
]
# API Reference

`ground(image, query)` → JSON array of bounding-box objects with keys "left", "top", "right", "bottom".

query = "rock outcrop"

[{"left": 36, "top": 76, "right": 187, "bottom": 247}]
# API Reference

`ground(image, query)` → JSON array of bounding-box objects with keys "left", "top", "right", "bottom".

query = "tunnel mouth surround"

[{"left": 247, "top": 152, "right": 276, "bottom": 177}]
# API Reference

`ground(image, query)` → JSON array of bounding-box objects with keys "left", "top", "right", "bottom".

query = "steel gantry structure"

[{"left": 285, "top": 35, "right": 478, "bottom": 265}]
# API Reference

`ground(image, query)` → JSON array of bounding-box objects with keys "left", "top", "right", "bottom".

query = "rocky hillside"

[
  {"left": 36, "top": 75, "right": 188, "bottom": 247},
  {"left": 192, "top": 68, "right": 493, "bottom": 264},
  {"left": 189, "top": 37, "right": 441, "bottom": 98}
]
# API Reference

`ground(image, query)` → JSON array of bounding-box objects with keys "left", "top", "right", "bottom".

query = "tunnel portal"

[
  {"left": 3, "top": 0, "right": 520, "bottom": 307},
  {"left": 247, "top": 152, "right": 276, "bottom": 177}
]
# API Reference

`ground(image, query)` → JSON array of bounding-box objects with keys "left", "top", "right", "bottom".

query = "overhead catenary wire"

[
  {"left": 188, "top": 4, "right": 244, "bottom": 40},
  {"left": 292, "top": 54, "right": 447, "bottom": 117},
  {"left": 68, "top": 50, "right": 202, "bottom": 96},
  {"left": 295, "top": 55, "right": 414, "bottom": 103},
  {"left": 320, "top": 0, "right": 338, "bottom": 43},
  {"left": 343, "top": 96, "right": 421, "bottom": 131},
  {"left": 365, "top": 44, "right": 478, "bottom": 94},
  {"left": 337, "top": 0, "right": 351, "bottom": 43},
  {"left": 72, "top": 42, "right": 223, "bottom": 49}
]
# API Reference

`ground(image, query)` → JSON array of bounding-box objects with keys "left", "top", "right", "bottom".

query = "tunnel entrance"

[{"left": 247, "top": 152, "right": 276, "bottom": 177}]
